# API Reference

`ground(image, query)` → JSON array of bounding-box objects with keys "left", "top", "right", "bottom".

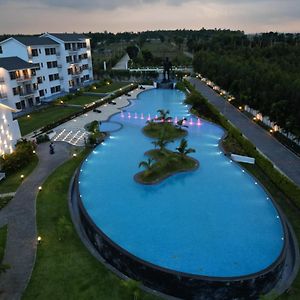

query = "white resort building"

[
  {"left": 0, "top": 33, "right": 94, "bottom": 153},
  {"left": 0, "top": 33, "right": 93, "bottom": 110}
]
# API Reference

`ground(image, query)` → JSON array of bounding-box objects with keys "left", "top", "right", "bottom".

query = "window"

[
  {"left": 35, "top": 97, "right": 40, "bottom": 104},
  {"left": 15, "top": 102, "right": 22, "bottom": 110},
  {"left": 41, "top": 62, "right": 43, "bottom": 68},
  {"left": 50, "top": 85, "right": 61, "bottom": 94},
  {"left": 45, "top": 48, "right": 56, "bottom": 55},
  {"left": 31, "top": 69, "right": 36, "bottom": 76},
  {"left": 39, "top": 90, "right": 45, "bottom": 97},
  {"left": 66, "top": 56, "right": 72, "bottom": 63},
  {"left": 49, "top": 73, "right": 59, "bottom": 81},
  {"left": 0, "top": 46, "right": 2, "bottom": 54},
  {"left": 13, "top": 87, "right": 19, "bottom": 96},
  {"left": 32, "top": 49, "right": 38, "bottom": 57},
  {"left": 39, "top": 49, "right": 41, "bottom": 54},
  {"left": 37, "top": 77, "right": 43, "bottom": 84},
  {"left": 65, "top": 43, "right": 71, "bottom": 50},
  {"left": 47, "top": 61, "right": 58, "bottom": 69},
  {"left": 9, "top": 71, "right": 16, "bottom": 80},
  {"left": 68, "top": 68, "right": 72, "bottom": 75}
]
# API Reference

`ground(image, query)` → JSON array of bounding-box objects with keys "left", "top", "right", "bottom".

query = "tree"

[
  {"left": 176, "top": 118, "right": 188, "bottom": 130},
  {"left": 157, "top": 109, "right": 172, "bottom": 122},
  {"left": 176, "top": 138, "right": 195, "bottom": 157},
  {"left": 126, "top": 45, "right": 139, "bottom": 59},
  {"left": 139, "top": 158, "right": 154, "bottom": 172},
  {"left": 141, "top": 50, "right": 153, "bottom": 63}
]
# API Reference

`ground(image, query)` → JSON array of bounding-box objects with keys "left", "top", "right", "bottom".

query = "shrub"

[{"left": 0, "top": 140, "right": 36, "bottom": 174}]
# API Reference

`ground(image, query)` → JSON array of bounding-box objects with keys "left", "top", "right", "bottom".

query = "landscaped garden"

[
  {"left": 136, "top": 109, "right": 198, "bottom": 184},
  {"left": 18, "top": 106, "right": 82, "bottom": 136},
  {"left": 23, "top": 149, "right": 160, "bottom": 300}
]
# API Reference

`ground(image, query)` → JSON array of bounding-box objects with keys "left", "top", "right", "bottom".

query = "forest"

[{"left": 189, "top": 30, "right": 300, "bottom": 140}]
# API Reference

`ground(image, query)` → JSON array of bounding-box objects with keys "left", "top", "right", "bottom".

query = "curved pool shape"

[
  {"left": 100, "top": 121, "right": 122, "bottom": 133},
  {"left": 79, "top": 89, "right": 284, "bottom": 277}
]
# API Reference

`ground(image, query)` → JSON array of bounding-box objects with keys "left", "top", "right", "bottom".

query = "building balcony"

[
  {"left": 20, "top": 90, "right": 35, "bottom": 98},
  {"left": 16, "top": 76, "right": 33, "bottom": 83},
  {"left": 68, "top": 48, "right": 78, "bottom": 54}
]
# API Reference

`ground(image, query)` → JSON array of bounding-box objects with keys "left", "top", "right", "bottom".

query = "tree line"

[{"left": 190, "top": 31, "right": 300, "bottom": 139}]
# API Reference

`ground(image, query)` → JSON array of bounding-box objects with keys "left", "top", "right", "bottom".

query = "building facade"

[
  {"left": 0, "top": 33, "right": 94, "bottom": 110},
  {"left": 0, "top": 101, "right": 21, "bottom": 155}
]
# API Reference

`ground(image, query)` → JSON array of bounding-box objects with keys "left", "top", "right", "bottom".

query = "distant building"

[{"left": 0, "top": 33, "right": 94, "bottom": 109}]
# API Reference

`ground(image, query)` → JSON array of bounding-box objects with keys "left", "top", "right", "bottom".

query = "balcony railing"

[
  {"left": 20, "top": 90, "right": 34, "bottom": 98},
  {"left": 16, "top": 76, "right": 33, "bottom": 83},
  {"left": 68, "top": 48, "right": 78, "bottom": 53}
]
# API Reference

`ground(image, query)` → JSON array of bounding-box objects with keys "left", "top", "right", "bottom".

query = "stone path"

[
  {"left": 0, "top": 142, "right": 73, "bottom": 300},
  {"left": 189, "top": 77, "right": 300, "bottom": 187}
]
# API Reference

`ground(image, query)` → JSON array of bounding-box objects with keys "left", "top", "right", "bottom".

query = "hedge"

[{"left": 183, "top": 80, "right": 300, "bottom": 208}]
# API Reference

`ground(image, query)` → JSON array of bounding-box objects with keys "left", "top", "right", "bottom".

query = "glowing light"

[
  {"left": 37, "top": 236, "right": 42, "bottom": 243},
  {"left": 147, "top": 114, "right": 151, "bottom": 121},
  {"left": 33, "top": 150, "right": 36, "bottom": 154},
  {"left": 197, "top": 118, "right": 201, "bottom": 126},
  {"left": 269, "top": 129, "right": 273, "bottom": 133},
  {"left": 20, "top": 174, "right": 25, "bottom": 179},
  {"left": 60, "top": 100, "right": 64, "bottom": 104},
  {"left": 27, "top": 114, "right": 30, "bottom": 118},
  {"left": 127, "top": 112, "right": 131, "bottom": 119},
  {"left": 38, "top": 186, "right": 42, "bottom": 191},
  {"left": 121, "top": 111, "right": 124, "bottom": 118},
  {"left": 73, "top": 153, "right": 77, "bottom": 157},
  {"left": 140, "top": 113, "right": 144, "bottom": 120},
  {"left": 134, "top": 112, "right": 138, "bottom": 119},
  {"left": 189, "top": 118, "right": 194, "bottom": 125},
  {"left": 238, "top": 106, "right": 243, "bottom": 110}
]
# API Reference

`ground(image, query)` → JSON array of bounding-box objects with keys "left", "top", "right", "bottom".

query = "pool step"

[{"left": 52, "top": 129, "right": 89, "bottom": 146}]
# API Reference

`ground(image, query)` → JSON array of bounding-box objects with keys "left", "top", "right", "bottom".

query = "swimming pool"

[{"left": 78, "top": 88, "right": 285, "bottom": 295}]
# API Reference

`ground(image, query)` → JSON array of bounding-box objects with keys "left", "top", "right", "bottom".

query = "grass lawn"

[
  {"left": 64, "top": 95, "right": 101, "bottom": 106},
  {"left": 18, "top": 106, "right": 82, "bottom": 136},
  {"left": 0, "top": 156, "right": 38, "bottom": 194},
  {"left": 23, "top": 150, "right": 160, "bottom": 300},
  {"left": 93, "top": 82, "right": 130, "bottom": 93}
]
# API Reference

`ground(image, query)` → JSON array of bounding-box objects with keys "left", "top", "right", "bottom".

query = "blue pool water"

[{"left": 79, "top": 89, "right": 284, "bottom": 277}]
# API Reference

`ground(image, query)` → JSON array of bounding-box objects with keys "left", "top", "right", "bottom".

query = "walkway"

[
  {"left": 0, "top": 142, "right": 73, "bottom": 300},
  {"left": 189, "top": 77, "right": 300, "bottom": 187},
  {"left": 112, "top": 53, "right": 130, "bottom": 70},
  {"left": 51, "top": 86, "right": 153, "bottom": 146}
]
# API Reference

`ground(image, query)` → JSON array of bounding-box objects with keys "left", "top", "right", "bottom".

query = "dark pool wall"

[{"left": 72, "top": 175, "right": 286, "bottom": 300}]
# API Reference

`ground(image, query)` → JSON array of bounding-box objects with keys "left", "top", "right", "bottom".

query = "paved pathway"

[
  {"left": 112, "top": 53, "right": 130, "bottom": 70},
  {"left": 189, "top": 77, "right": 300, "bottom": 187},
  {"left": 0, "top": 142, "right": 73, "bottom": 300}
]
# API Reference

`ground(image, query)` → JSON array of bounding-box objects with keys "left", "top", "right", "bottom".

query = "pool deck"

[
  {"left": 189, "top": 77, "right": 300, "bottom": 187},
  {"left": 51, "top": 86, "right": 153, "bottom": 146}
]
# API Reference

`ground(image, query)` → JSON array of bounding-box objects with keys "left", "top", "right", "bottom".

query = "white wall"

[
  {"left": 0, "top": 39, "right": 28, "bottom": 60},
  {"left": 0, "top": 103, "right": 21, "bottom": 154}
]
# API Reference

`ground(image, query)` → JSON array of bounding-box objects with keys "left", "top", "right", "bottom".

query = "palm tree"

[
  {"left": 176, "top": 118, "right": 188, "bottom": 130},
  {"left": 157, "top": 109, "right": 172, "bottom": 122},
  {"left": 138, "top": 158, "right": 154, "bottom": 171},
  {"left": 176, "top": 138, "right": 196, "bottom": 157},
  {"left": 152, "top": 138, "right": 169, "bottom": 151}
]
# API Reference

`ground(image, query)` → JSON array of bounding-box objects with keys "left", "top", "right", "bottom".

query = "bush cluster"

[{"left": 0, "top": 140, "right": 36, "bottom": 174}]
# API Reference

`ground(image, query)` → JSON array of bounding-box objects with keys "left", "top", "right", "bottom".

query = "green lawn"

[
  {"left": 93, "top": 82, "right": 130, "bottom": 93},
  {"left": 0, "top": 156, "right": 38, "bottom": 194},
  {"left": 18, "top": 106, "right": 82, "bottom": 136},
  {"left": 23, "top": 150, "right": 160, "bottom": 300},
  {"left": 64, "top": 95, "right": 101, "bottom": 106}
]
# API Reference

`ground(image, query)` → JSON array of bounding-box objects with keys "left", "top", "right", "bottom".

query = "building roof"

[
  {"left": 47, "top": 33, "right": 88, "bottom": 42},
  {"left": 13, "top": 36, "right": 59, "bottom": 46},
  {"left": 0, "top": 56, "right": 37, "bottom": 71}
]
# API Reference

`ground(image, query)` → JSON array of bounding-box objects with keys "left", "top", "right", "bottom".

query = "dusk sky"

[{"left": 0, "top": 0, "right": 299, "bottom": 34}]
